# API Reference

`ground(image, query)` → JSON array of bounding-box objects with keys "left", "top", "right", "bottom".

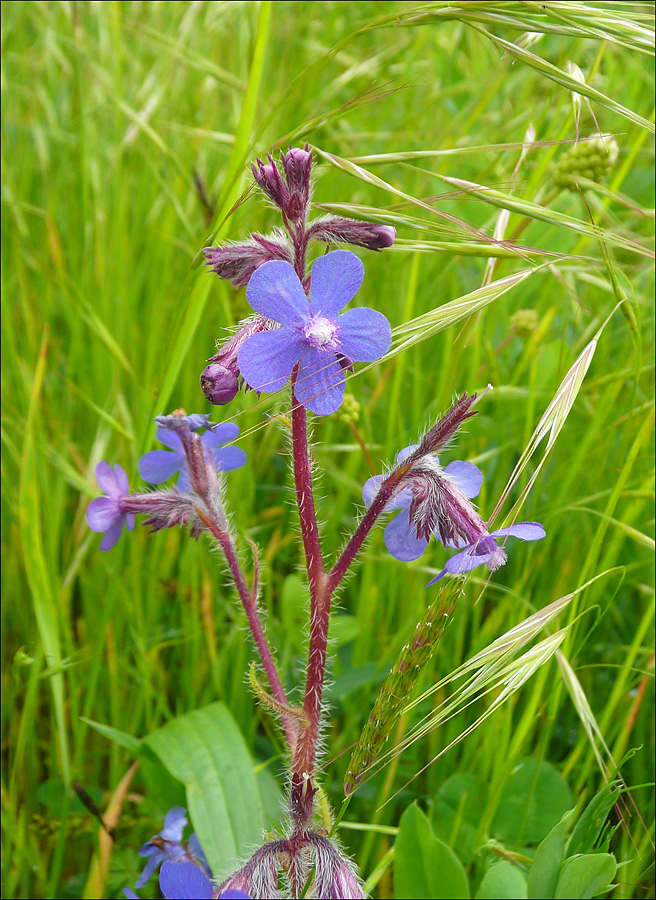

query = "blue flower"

[
  {"left": 159, "top": 860, "right": 214, "bottom": 899},
  {"left": 237, "top": 250, "right": 392, "bottom": 415},
  {"left": 135, "top": 807, "right": 188, "bottom": 889},
  {"left": 86, "top": 462, "right": 135, "bottom": 552},
  {"left": 363, "top": 446, "right": 483, "bottom": 562},
  {"left": 426, "top": 523, "right": 546, "bottom": 584},
  {"left": 139, "top": 421, "right": 246, "bottom": 490}
]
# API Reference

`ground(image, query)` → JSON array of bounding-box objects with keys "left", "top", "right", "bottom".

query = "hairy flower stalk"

[{"left": 85, "top": 147, "right": 550, "bottom": 900}]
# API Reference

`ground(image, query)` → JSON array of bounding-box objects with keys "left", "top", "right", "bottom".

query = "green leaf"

[
  {"left": 493, "top": 759, "right": 572, "bottom": 845},
  {"left": 476, "top": 861, "right": 528, "bottom": 899},
  {"left": 432, "top": 773, "right": 489, "bottom": 865},
  {"left": 143, "top": 702, "right": 263, "bottom": 881},
  {"left": 329, "top": 614, "right": 361, "bottom": 647},
  {"left": 528, "top": 811, "right": 574, "bottom": 900},
  {"left": 394, "top": 803, "right": 470, "bottom": 899},
  {"left": 568, "top": 783, "right": 621, "bottom": 856},
  {"left": 554, "top": 854, "right": 617, "bottom": 899},
  {"left": 80, "top": 717, "right": 142, "bottom": 754}
]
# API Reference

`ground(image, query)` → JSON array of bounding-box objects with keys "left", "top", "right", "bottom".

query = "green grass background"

[{"left": 2, "top": 2, "right": 654, "bottom": 898}]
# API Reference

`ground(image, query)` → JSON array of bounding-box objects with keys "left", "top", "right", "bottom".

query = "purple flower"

[
  {"left": 363, "top": 447, "right": 483, "bottom": 562},
  {"left": 135, "top": 807, "right": 188, "bottom": 889},
  {"left": 159, "top": 860, "right": 213, "bottom": 899},
  {"left": 237, "top": 250, "right": 391, "bottom": 415},
  {"left": 426, "top": 522, "right": 546, "bottom": 584},
  {"left": 218, "top": 893, "right": 251, "bottom": 900},
  {"left": 86, "top": 462, "right": 135, "bottom": 552},
  {"left": 139, "top": 422, "right": 246, "bottom": 490}
]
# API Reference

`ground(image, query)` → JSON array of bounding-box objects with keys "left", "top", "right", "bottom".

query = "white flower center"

[{"left": 304, "top": 316, "right": 338, "bottom": 349}]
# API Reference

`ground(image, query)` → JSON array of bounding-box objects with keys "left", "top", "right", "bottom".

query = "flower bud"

[
  {"left": 201, "top": 317, "right": 269, "bottom": 406},
  {"left": 204, "top": 233, "right": 293, "bottom": 288},
  {"left": 200, "top": 363, "right": 239, "bottom": 406},
  {"left": 252, "top": 155, "right": 291, "bottom": 212},
  {"left": 308, "top": 215, "right": 396, "bottom": 251},
  {"left": 280, "top": 145, "right": 313, "bottom": 220}
]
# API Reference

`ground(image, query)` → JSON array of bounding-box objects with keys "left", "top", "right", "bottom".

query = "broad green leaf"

[
  {"left": 144, "top": 702, "right": 263, "bottom": 881},
  {"left": 476, "top": 861, "right": 528, "bottom": 899},
  {"left": 493, "top": 759, "right": 572, "bottom": 845},
  {"left": 554, "top": 854, "right": 617, "bottom": 899},
  {"left": 528, "top": 811, "right": 574, "bottom": 900},
  {"left": 395, "top": 804, "right": 470, "bottom": 899}
]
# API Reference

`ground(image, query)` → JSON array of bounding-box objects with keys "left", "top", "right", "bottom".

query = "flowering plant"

[{"left": 86, "top": 148, "right": 546, "bottom": 899}]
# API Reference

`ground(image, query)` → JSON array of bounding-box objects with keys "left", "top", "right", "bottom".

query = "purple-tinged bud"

[
  {"left": 251, "top": 155, "right": 291, "bottom": 212},
  {"left": 202, "top": 317, "right": 270, "bottom": 406},
  {"left": 308, "top": 215, "right": 396, "bottom": 251},
  {"left": 201, "top": 364, "right": 239, "bottom": 406},
  {"left": 279, "top": 144, "right": 313, "bottom": 221},
  {"left": 308, "top": 834, "right": 365, "bottom": 899},
  {"left": 216, "top": 843, "right": 281, "bottom": 900},
  {"left": 417, "top": 392, "right": 480, "bottom": 457},
  {"left": 204, "top": 232, "right": 293, "bottom": 288},
  {"left": 119, "top": 490, "right": 199, "bottom": 535}
]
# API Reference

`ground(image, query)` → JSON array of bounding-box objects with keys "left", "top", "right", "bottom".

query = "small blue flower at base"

[
  {"left": 426, "top": 522, "right": 546, "bottom": 585},
  {"left": 218, "top": 892, "right": 251, "bottom": 899},
  {"left": 159, "top": 860, "right": 214, "bottom": 899},
  {"left": 139, "top": 422, "right": 246, "bottom": 491},
  {"left": 135, "top": 806, "right": 188, "bottom": 889},
  {"left": 362, "top": 446, "right": 484, "bottom": 562},
  {"left": 86, "top": 462, "right": 135, "bottom": 551},
  {"left": 237, "top": 250, "right": 392, "bottom": 416}
]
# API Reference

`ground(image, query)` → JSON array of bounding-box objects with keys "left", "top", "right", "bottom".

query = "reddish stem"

[
  {"left": 327, "top": 471, "right": 405, "bottom": 595},
  {"left": 203, "top": 514, "right": 298, "bottom": 754}
]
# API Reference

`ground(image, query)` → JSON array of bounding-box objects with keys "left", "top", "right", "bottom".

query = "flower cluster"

[
  {"left": 201, "top": 145, "right": 394, "bottom": 413},
  {"left": 86, "top": 414, "right": 245, "bottom": 552}
]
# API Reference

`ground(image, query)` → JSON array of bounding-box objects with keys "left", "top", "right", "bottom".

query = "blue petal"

[
  {"left": 245, "top": 260, "right": 309, "bottom": 327},
  {"left": 384, "top": 508, "right": 429, "bottom": 562},
  {"left": 295, "top": 346, "right": 345, "bottom": 415},
  {"left": 396, "top": 445, "right": 419, "bottom": 464},
  {"left": 362, "top": 474, "right": 384, "bottom": 508},
  {"left": 123, "top": 889, "right": 140, "bottom": 899},
  {"left": 159, "top": 861, "right": 213, "bottom": 900},
  {"left": 156, "top": 427, "right": 185, "bottom": 451},
  {"left": 135, "top": 850, "right": 164, "bottom": 888},
  {"left": 96, "top": 461, "right": 121, "bottom": 497},
  {"left": 491, "top": 522, "right": 546, "bottom": 541},
  {"left": 443, "top": 544, "right": 491, "bottom": 575},
  {"left": 138, "top": 450, "right": 184, "bottom": 484},
  {"left": 212, "top": 446, "right": 247, "bottom": 472},
  {"left": 237, "top": 328, "right": 304, "bottom": 393},
  {"left": 161, "top": 806, "right": 188, "bottom": 842},
  {"left": 87, "top": 497, "right": 120, "bottom": 533},
  {"left": 444, "top": 460, "right": 483, "bottom": 499},
  {"left": 309, "top": 250, "right": 364, "bottom": 318},
  {"left": 202, "top": 423, "right": 240, "bottom": 447},
  {"left": 99, "top": 517, "right": 125, "bottom": 552},
  {"left": 337, "top": 307, "right": 391, "bottom": 362}
]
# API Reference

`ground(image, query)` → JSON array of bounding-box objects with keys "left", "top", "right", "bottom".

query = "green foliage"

[
  {"left": 143, "top": 703, "right": 263, "bottom": 882},
  {"left": 394, "top": 804, "right": 470, "bottom": 899},
  {"left": 2, "top": 1, "right": 653, "bottom": 898}
]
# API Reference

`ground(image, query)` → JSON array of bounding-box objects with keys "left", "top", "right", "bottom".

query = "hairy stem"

[
  {"left": 327, "top": 470, "right": 405, "bottom": 595},
  {"left": 201, "top": 512, "right": 298, "bottom": 753}
]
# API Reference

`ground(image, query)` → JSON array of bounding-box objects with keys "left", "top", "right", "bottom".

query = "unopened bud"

[
  {"left": 552, "top": 136, "right": 619, "bottom": 191},
  {"left": 204, "top": 233, "right": 293, "bottom": 288},
  {"left": 200, "top": 363, "right": 239, "bottom": 406},
  {"left": 201, "top": 317, "right": 269, "bottom": 406},
  {"left": 279, "top": 145, "right": 313, "bottom": 220},
  {"left": 308, "top": 215, "right": 396, "bottom": 251}
]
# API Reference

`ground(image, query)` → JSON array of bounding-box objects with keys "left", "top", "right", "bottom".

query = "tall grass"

[{"left": 2, "top": 2, "right": 653, "bottom": 898}]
